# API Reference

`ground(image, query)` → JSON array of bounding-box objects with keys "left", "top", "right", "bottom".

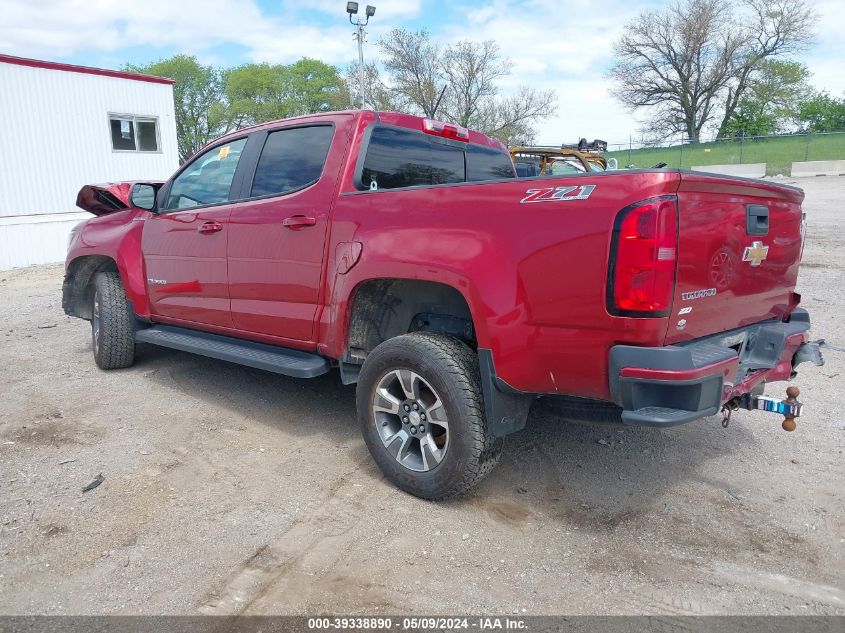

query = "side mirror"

[{"left": 130, "top": 183, "right": 157, "bottom": 211}]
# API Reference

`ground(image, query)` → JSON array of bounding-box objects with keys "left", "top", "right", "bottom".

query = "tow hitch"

[{"left": 721, "top": 386, "right": 803, "bottom": 431}]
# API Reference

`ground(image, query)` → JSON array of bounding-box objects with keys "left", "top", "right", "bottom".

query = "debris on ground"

[{"left": 82, "top": 474, "right": 104, "bottom": 493}]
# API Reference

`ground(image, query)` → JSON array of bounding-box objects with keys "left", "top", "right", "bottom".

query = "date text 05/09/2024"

[{"left": 307, "top": 617, "right": 528, "bottom": 630}]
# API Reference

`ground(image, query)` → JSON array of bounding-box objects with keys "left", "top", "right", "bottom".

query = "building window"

[{"left": 109, "top": 115, "right": 160, "bottom": 152}]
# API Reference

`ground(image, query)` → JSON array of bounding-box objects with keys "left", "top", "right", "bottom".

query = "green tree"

[
  {"left": 722, "top": 99, "right": 778, "bottom": 138},
  {"left": 287, "top": 58, "right": 348, "bottom": 114},
  {"left": 722, "top": 101, "right": 778, "bottom": 137},
  {"left": 223, "top": 63, "right": 289, "bottom": 128},
  {"left": 223, "top": 59, "right": 348, "bottom": 128},
  {"left": 125, "top": 55, "right": 226, "bottom": 162},
  {"left": 722, "top": 60, "right": 812, "bottom": 136},
  {"left": 797, "top": 93, "right": 845, "bottom": 132}
]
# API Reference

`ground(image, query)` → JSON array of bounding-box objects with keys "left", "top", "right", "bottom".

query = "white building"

[{"left": 0, "top": 54, "right": 179, "bottom": 270}]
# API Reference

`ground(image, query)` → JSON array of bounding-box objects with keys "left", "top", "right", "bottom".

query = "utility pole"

[{"left": 347, "top": 3, "right": 376, "bottom": 110}]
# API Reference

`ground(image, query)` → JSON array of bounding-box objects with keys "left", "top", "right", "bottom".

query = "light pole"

[{"left": 347, "top": 2, "right": 375, "bottom": 110}]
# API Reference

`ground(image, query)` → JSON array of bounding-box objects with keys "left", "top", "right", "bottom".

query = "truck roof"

[{"left": 212, "top": 110, "right": 508, "bottom": 153}]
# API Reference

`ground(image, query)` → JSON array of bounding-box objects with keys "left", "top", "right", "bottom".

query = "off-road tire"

[
  {"left": 357, "top": 332, "right": 501, "bottom": 500},
  {"left": 537, "top": 395, "right": 623, "bottom": 424},
  {"left": 91, "top": 272, "right": 135, "bottom": 370}
]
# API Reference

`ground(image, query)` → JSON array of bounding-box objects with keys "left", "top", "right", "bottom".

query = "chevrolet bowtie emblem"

[{"left": 742, "top": 241, "right": 769, "bottom": 266}]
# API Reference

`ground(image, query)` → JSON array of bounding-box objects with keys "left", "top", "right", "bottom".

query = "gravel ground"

[{"left": 0, "top": 176, "right": 843, "bottom": 616}]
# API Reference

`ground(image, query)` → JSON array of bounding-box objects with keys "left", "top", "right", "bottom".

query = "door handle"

[
  {"left": 282, "top": 215, "right": 317, "bottom": 229},
  {"left": 197, "top": 221, "right": 223, "bottom": 234}
]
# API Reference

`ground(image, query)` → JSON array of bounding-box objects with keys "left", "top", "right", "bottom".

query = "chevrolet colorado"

[{"left": 64, "top": 110, "right": 823, "bottom": 499}]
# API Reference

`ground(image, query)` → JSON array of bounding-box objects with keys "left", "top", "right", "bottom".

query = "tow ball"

[
  {"left": 721, "top": 386, "right": 804, "bottom": 431},
  {"left": 778, "top": 386, "right": 802, "bottom": 432}
]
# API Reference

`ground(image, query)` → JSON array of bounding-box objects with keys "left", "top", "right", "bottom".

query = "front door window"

[{"left": 163, "top": 138, "right": 248, "bottom": 210}]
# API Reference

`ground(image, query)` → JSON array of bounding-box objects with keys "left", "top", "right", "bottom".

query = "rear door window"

[
  {"left": 251, "top": 126, "right": 335, "bottom": 198},
  {"left": 163, "top": 138, "right": 247, "bottom": 210},
  {"left": 361, "top": 127, "right": 465, "bottom": 190},
  {"left": 466, "top": 144, "right": 516, "bottom": 181}
]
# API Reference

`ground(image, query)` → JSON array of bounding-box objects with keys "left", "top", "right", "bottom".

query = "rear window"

[{"left": 359, "top": 126, "right": 514, "bottom": 191}]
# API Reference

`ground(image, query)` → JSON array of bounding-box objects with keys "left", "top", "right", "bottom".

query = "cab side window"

[
  {"left": 250, "top": 126, "right": 335, "bottom": 198},
  {"left": 360, "top": 127, "right": 465, "bottom": 190},
  {"left": 163, "top": 138, "right": 247, "bottom": 211},
  {"left": 466, "top": 144, "right": 516, "bottom": 181}
]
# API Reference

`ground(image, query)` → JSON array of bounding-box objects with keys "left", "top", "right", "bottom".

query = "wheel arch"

[
  {"left": 343, "top": 278, "right": 478, "bottom": 364},
  {"left": 62, "top": 255, "right": 119, "bottom": 320},
  {"left": 337, "top": 277, "right": 531, "bottom": 438}
]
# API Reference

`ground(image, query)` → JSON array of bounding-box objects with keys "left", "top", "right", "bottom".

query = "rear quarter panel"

[{"left": 324, "top": 169, "right": 682, "bottom": 399}]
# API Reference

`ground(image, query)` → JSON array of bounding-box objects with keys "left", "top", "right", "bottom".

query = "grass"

[{"left": 605, "top": 132, "right": 845, "bottom": 176}]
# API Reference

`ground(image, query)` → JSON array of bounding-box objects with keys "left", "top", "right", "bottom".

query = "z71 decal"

[{"left": 520, "top": 184, "right": 596, "bottom": 204}]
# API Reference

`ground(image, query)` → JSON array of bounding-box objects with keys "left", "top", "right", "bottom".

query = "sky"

[{"left": 3, "top": 0, "right": 844, "bottom": 148}]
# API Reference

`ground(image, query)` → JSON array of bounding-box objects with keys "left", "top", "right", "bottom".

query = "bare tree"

[
  {"left": 716, "top": 0, "right": 815, "bottom": 135},
  {"left": 378, "top": 29, "right": 444, "bottom": 117},
  {"left": 440, "top": 40, "right": 511, "bottom": 126},
  {"left": 377, "top": 29, "right": 557, "bottom": 144},
  {"left": 473, "top": 87, "right": 557, "bottom": 145},
  {"left": 344, "top": 62, "right": 404, "bottom": 111},
  {"left": 608, "top": 0, "right": 814, "bottom": 141}
]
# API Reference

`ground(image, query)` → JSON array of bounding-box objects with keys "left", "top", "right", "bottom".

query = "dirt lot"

[{"left": 0, "top": 177, "right": 843, "bottom": 616}]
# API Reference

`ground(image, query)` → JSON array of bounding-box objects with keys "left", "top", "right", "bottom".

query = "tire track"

[{"left": 197, "top": 459, "right": 387, "bottom": 615}]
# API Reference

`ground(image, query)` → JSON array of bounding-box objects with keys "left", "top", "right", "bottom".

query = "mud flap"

[{"left": 477, "top": 349, "right": 533, "bottom": 437}]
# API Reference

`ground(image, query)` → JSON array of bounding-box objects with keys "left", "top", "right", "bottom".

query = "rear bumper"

[{"left": 609, "top": 309, "right": 823, "bottom": 426}]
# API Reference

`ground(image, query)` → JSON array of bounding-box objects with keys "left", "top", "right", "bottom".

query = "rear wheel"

[
  {"left": 356, "top": 333, "right": 500, "bottom": 500},
  {"left": 91, "top": 272, "right": 135, "bottom": 369}
]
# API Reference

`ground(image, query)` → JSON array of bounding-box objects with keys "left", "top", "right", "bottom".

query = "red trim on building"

[{"left": 0, "top": 54, "right": 175, "bottom": 85}]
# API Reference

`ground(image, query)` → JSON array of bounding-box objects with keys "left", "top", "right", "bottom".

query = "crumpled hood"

[{"left": 76, "top": 182, "right": 162, "bottom": 216}]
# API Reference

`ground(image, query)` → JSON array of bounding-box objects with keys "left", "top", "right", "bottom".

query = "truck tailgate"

[{"left": 666, "top": 172, "right": 805, "bottom": 344}]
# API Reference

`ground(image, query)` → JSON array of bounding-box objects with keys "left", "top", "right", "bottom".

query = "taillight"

[
  {"left": 422, "top": 118, "right": 470, "bottom": 142},
  {"left": 607, "top": 196, "right": 678, "bottom": 317}
]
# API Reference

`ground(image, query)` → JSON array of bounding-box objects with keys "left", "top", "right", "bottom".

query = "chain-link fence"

[{"left": 604, "top": 131, "right": 845, "bottom": 176}]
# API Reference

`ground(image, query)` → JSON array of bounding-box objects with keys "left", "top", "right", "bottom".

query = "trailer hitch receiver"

[
  {"left": 749, "top": 386, "right": 802, "bottom": 431},
  {"left": 723, "top": 386, "right": 803, "bottom": 431}
]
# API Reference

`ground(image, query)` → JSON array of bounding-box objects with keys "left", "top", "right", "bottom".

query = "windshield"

[{"left": 549, "top": 159, "right": 586, "bottom": 175}]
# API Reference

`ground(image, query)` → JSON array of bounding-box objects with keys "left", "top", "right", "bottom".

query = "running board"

[{"left": 135, "top": 325, "right": 330, "bottom": 378}]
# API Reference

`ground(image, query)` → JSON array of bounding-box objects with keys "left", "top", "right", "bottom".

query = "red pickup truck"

[{"left": 64, "top": 110, "right": 823, "bottom": 499}]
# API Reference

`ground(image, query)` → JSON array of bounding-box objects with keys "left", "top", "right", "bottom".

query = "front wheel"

[
  {"left": 356, "top": 333, "right": 500, "bottom": 500},
  {"left": 91, "top": 271, "right": 135, "bottom": 370}
]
